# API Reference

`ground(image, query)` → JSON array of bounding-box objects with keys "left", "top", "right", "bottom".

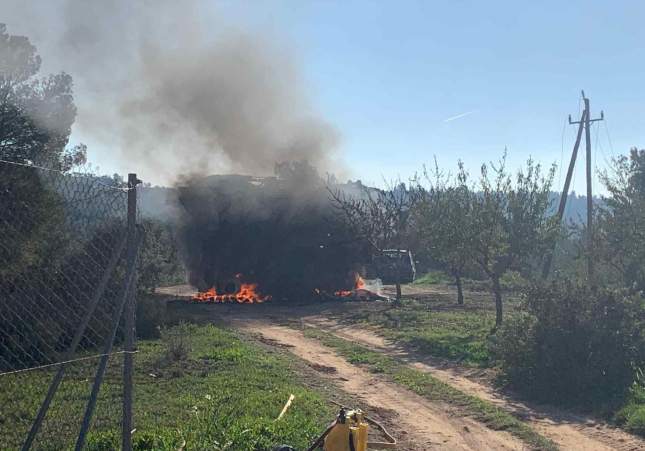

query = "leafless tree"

[{"left": 329, "top": 179, "right": 418, "bottom": 303}]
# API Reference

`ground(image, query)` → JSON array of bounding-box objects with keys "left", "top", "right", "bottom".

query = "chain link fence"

[{"left": 0, "top": 160, "right": 140, "bottom": 450}]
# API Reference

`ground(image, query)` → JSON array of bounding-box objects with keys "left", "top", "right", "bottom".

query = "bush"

[
  {"left": 500, "top": 270, "right": 529, "bottom": 292},
  {"left": 492, "top": 281, "right": 645, "bottom": 410},
  {"left": 615, "top": 370, "right": 645, "bottom": 435},
  {"left": 136, "top": 295, "right": 169, "bottom": 339},
  {"left": 160, "top": 322, "right": 193, "bottom": 363}
]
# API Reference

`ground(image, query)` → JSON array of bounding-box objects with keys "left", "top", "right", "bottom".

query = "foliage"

[
  {"left": 0, "top": 25, "right": 96, "bottom": 370},
  {"left": 615, "top": 369, "right": 645, "bottom": 435},
  {"left": 471, "top": 153, "right": 556, "bottom": 325},
  {"left": 137, "top": 218, "right": 185, "bottom": 293},
  {"left": 0, "top": 23, "right": 85, "bottom": 169},
  {"left": 135, "top": 294, "right": 169, "bottom": 339},
  {"left": 0, "top": 164, "right": 67, "bottom": 281},
  {"left": 159, "top": 322, "right": 193, "bottom": 362},
  {"left": 492, "top": 281, "right": 645, "bottom": 410},
  {"left": 0, "top": 22, "right": 84, "bottom": 282},
  {"left": 597, "top": 148, "right": 645, "bottom": 291},
  {"left": 413, "top": 161, "right": 475, "bottom": 303}
]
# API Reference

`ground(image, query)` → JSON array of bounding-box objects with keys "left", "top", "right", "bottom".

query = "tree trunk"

[
  {"left": 455, "top": 273, "right": 464, "bottom": 305},
  {"left": 492, "top": 275, "right": 503, "bottom": 327},
  {"left": 394, "top": 260, "right": 402, "bottom": 306}
]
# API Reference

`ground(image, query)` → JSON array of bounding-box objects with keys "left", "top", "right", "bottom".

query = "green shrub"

[
  {"left": 136, "top": 295, "right": 169, "bottom": 339},
  {"left": 615, "top": 370, "right": 645, "bottom": 436},
  {"left": 492, "top": 281, "right": 645, "bottom": 410},
  {"left": 624, "top": 405, "right": 645, "bottom": 435},
  {"left": 160, "top": 322, "right": 194, "bottom": 362},
  {"left": 500, "top": 270, "right": 529, "bottom": 292}
]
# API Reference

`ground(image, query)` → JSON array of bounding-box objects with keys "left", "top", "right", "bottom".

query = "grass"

[
  {"left": 344, "top": 297, "right": 497, "bottom": 366},
  {"left": 615, "top": 379, "right": 645, "bottom": 436},
  {"left": 412, "top": 270, "right": 448, "bottom": 285},
  {"left": 0, "top": 323, "right": 334, "bottom": 450},
  {"left": 341, "top": 285, "right": 645, "bottom": 440},
  {"left": 303, "top": 327, "right": 558, "bottom": 451}
]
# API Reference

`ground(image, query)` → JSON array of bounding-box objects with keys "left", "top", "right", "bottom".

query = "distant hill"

[
  {"left": 137, "top": 182, "right": 601, "bottom": 226},
  {"left": 549, "top": 191, "right": 603, "bottom": 225}
]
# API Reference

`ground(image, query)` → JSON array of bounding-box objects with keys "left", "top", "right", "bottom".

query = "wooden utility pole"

[{"left": 542, "top": 91, "right": 603, "bottom": 280}]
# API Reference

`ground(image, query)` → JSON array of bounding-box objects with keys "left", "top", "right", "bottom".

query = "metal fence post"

[
  {"left": 122, "top": 173, "right": 138, "bottom": 451},
  {"left": 74, "top": 245, "right": 141, "bottom": 451},
  {"left": 21, "top": 236, "right": 127, "bottom": 451}
]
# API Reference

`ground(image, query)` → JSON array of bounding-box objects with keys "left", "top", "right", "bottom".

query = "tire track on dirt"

[
  {"left": 304, "top": 317, "right": 645, "bottom": 451},
  {"left": 234, "top": 319, "right": 524, "bottom": 451}
]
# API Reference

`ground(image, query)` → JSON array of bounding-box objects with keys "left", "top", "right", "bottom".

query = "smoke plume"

[{"left": 2, "top": 0, "right": 340, "bottom": 182}]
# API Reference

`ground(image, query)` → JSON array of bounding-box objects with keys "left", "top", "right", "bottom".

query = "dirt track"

[
  {"left": 303, "top": 317, "right": 645, "bottom": 451},
  {"left": 235, "top": 320, "right": 524, "bottom": 451},
  {"left": 164, "top": 284, "right": 645, "bottom": 451}
]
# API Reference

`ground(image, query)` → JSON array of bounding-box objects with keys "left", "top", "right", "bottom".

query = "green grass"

[
  {"left": 615, "top": 381, "right": 645, "bottom": 436},
  {"left": 303, "top": 327, "right": 558, "bottom": 451},
  {"left": 412, "top": 270, "right": 448, "bottom": 285},
  {"left": 0, "top": 323, "right": 334, "bottom": 450},
  {"left": 345, "top": 298, "right": 496, "bottom": 366}
]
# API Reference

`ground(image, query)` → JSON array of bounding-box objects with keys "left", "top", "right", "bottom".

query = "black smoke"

[{"left": 176, "top": 162, "right": 366, "bottom": 299}]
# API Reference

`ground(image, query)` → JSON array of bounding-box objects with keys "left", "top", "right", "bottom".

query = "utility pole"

[{"left": 542, "top": 91, "right": 603, "bottom": 280}]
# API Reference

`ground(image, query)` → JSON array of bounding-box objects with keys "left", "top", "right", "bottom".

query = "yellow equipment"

[
  {"left": 323, "top": 408, "right": 368, "bottom": 451},
  {"left": 306, "top": 407, "right": 396, "bottom": 451}
]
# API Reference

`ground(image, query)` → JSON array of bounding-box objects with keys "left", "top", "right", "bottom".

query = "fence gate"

[{"left": 0, "top": 160, "right": 141, "bottom": 450}]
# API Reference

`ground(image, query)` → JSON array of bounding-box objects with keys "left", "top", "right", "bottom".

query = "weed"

[{"left": 160, "top": 322, "right": 193, "bottom": 363}]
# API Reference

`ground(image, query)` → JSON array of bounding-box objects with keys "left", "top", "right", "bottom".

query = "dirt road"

[
  {"left": 302, "top": 316, "right": 645, "bottom": 451},
  {"left": 235, "top": 320, "right": 524, "bottom": 451}
]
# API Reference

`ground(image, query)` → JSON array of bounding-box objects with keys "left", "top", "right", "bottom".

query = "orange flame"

[
  {"left": 334, "top": 273, "right": 365, "bottom": 297},
  {"left": 193, "top": 281, "right": 271, "bottom": 304}
]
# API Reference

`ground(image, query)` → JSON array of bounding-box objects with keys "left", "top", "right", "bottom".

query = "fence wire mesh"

[{"left": 0, "top": 160, "right": 135, "bottom": 449}]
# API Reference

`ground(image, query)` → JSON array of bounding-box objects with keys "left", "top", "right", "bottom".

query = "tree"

[
  {"left": 413, "top": 161, "right": 475, "bottom": 304},
  {"left": 329, "top": 180, "right": 417, "bottom": 303},
  {"left": 0, "top": 24, "right": 85, "bottom": 289},
  {"left": 471, "top": 154, "right": 555, "bottom": 327},
  {"left": 138, "top": 219, "right": 185, "bottom": 293},
  {"left": 597, "top": 148, "right": 645, "bottom": 291},
  {"left": 0, "top": 23, "right": 85, "bottom": 168}
]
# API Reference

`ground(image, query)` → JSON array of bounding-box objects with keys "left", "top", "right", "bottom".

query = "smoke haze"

[{"left": 2, "top": 0, "right": 340, "bottom": 182}]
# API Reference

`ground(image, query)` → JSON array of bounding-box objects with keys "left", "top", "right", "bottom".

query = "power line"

[{"left": 603, "top": 119, "right": 616, "bottom": 157}]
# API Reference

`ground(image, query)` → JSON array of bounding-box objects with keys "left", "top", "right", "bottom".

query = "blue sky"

[
  {"left": 203, "top": 0, "right": 645, "bottom": 192},
  {"left": 11, "top": 0, "right": 634, "bottom": 189}
]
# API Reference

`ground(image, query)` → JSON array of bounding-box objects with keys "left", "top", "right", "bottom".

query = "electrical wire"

[{"left": 0, "top": 350, "right": 139, "bottom": 377}]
